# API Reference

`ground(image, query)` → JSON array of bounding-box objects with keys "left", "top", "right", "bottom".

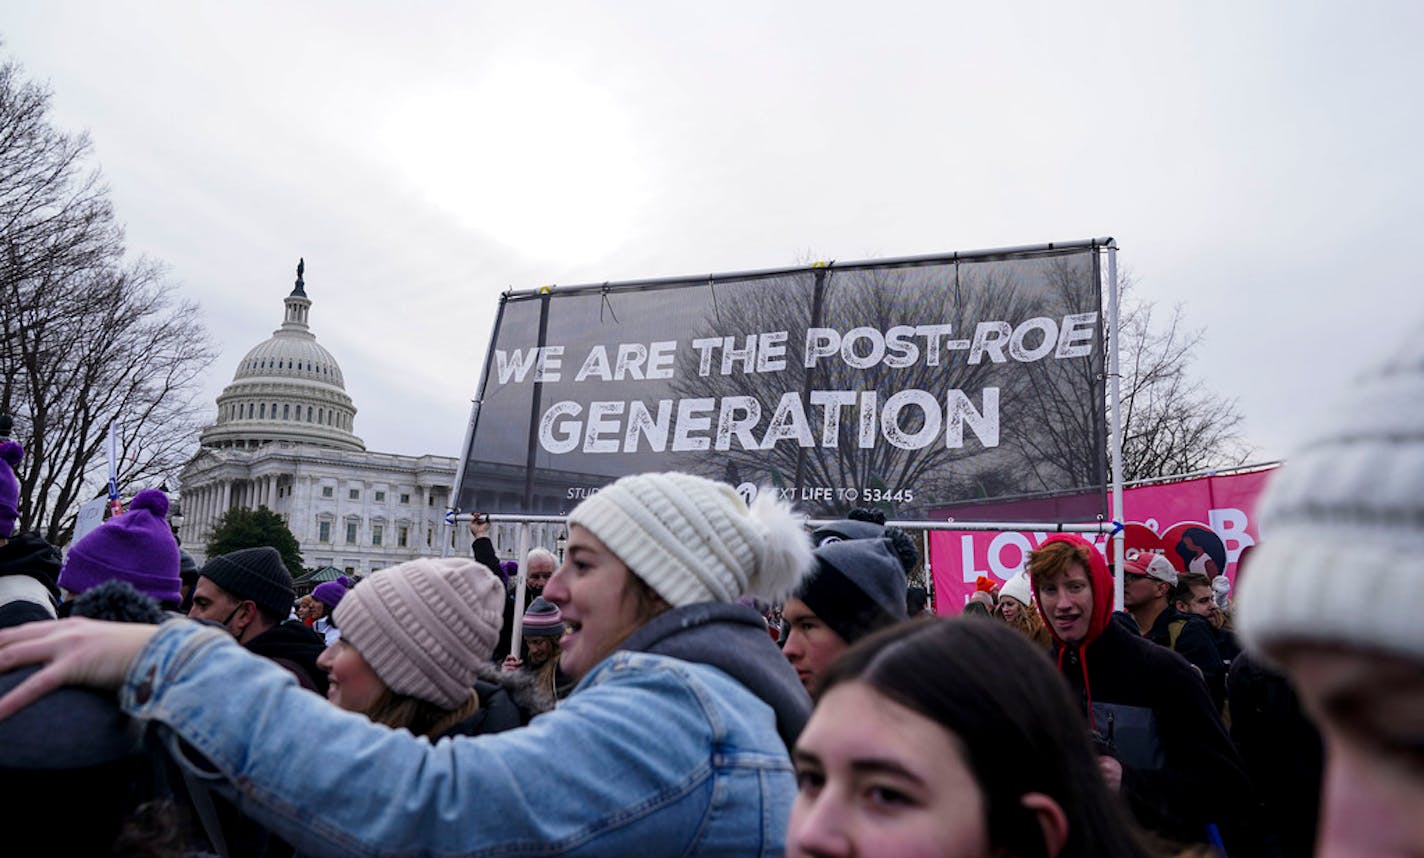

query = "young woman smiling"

[
  {"left": 0, "top": 472, "right": 813, "bottom": 855},
  {"left": 317, "top": 557, "right": 544, "bottom": 739}
]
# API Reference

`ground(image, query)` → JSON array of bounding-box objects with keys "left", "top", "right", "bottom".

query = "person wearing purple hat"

[
  {"left": 0, "top": 441, "right": 64, "bottom": 628},
  {"left": 57, "top": 489, "right": 181, "bottom": 611},
  {"left": 311, "top": 576, "right": 350, "bottom": 645}
]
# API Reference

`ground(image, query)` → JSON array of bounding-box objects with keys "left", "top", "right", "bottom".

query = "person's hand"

[
  {"left": 501, "top": 655, "right": 523, "bottom": 673},
  {"left": 1097, "top": 754, "right": 1123, "bottom": 793},
  {"left": 468, "top": 514, "right": 490, "bottom": 539},
  {"left": 0, "top": 618, "right": 160, "bottom": 720}
]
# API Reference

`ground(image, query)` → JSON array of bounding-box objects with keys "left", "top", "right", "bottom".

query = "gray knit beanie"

[
  {"left": 333, "top": 557, "right": 505, "bottom": 709},
  {"left": 567, "top": 472, "right": 812, "bottom": 607},
  {"left": 797, "top": 532, "right": 914, "bottom": 644},
  {"left": 1238, "top": 324, "right": 1424, "bottom": 664}
]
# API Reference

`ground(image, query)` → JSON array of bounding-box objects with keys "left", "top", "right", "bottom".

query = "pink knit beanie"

[{"left": 332, "top": 557, "right": 505, "bottom": 708}]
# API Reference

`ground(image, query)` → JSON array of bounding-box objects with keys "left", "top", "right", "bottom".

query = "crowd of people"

[{"left": 0, "top": 330, "right": 1419, "bottom": 857}]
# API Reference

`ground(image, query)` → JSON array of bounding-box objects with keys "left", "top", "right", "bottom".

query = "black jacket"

[
  {"left": 441, "top": 665, "right": 553, "bottom": 738},
  {"left": 1140, "top": 607, "right": 1227, "bottom": 710},
  {"left": 1056, "top": 619, "right": 1254, "bottom": 845},
  {"left": 472, "top": 536, "right": 539, "bottom": 663},
  {"left": 1228, "top": 651, "right": 1322, "bottom": 858},
  {"left": 0, "top": 530, "right": 62, "bottom": 596},
  {"left": 619, "top": 602, "right": 812, "bottom": 749},
  {"left": 245, "top": 621, "right": 327, "bottom": 696}
]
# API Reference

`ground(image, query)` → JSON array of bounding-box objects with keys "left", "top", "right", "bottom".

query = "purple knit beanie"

[
  {"left": 312, "top": 576, "right": 351, "bottom": 609},
  {"left": 59, "top": 489, "right": 181, "bottom": 605},
  {"left": 0, "top": 441, "right": 22, "bottom": 539}
]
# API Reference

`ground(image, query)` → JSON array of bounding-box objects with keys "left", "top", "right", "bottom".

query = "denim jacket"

[{"left": 122, "top": 621, "right": 796, "bottom": 857}]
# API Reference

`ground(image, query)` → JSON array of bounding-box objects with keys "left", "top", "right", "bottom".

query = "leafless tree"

[
  {"left": 669, "top": 254, "right": 1103, "bottom": 516},
  {"left": 1114, "top": 276, "right": 1251, "bottom": 481},
  {"left": 0, "top": 57, "right": 215, "bottom": 544}
]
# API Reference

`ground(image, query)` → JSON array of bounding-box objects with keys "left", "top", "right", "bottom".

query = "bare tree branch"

[{"left": 0, "top": 57, "right": 216, "bottom": 544}]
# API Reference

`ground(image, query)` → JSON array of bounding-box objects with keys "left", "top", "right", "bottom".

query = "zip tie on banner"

[
  {"left": 599, "top": 283, "right": 620, "bottom": 324},
  {"left": 708, "top": 277, "right": 721, "bottom": 323}
]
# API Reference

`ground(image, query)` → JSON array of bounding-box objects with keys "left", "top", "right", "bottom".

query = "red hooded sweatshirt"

[{"left": 1030, "top": 533, "right": 1115, "bottom": 726}]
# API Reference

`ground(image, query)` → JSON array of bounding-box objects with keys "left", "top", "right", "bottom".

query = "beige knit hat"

[
  {"left": 332, "top": 557, "right": 505, "bottom": 708},
  {"left": 567, "top": 472, "right": 813, "bottom": 608},
  {"left": 1237, "top": 324, "right": 1424, "bottom": 664}
]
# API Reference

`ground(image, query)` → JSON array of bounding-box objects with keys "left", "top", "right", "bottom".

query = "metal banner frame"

[{"left": 446, "top": 238, "right": 1128, "bottom": 609}]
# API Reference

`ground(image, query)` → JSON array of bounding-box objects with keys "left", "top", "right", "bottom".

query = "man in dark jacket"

[
  {"left": 1120, "top": 552, "right": 1227, "bottom": 709},
  {"left": 1173, "top": 571, "right": 1242, "bottom": 665},
  {"left": 189, "top": 546, "right": 327, "bottom": 695},
  {"left": 1030, "top": 534, "right": 1254, "bottom": 848}
]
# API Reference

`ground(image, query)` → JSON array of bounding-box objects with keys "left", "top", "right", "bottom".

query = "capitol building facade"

[{"left": 177, "top": 265, "right": 463, "bottom": 576}]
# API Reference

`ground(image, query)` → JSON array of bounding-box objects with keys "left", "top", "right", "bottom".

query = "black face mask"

[{"left": 221, "top": 603, "right": 244, "bottom": 628}]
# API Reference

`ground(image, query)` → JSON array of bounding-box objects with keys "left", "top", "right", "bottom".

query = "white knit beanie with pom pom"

[{"left": 567, "top": 472, "right": 812, "bottom": 608}]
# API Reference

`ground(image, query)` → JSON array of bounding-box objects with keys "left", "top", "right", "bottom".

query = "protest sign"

[
  {"left": 458, "top": 242, "right": 1110, "bottom": 519},
  {"left": 929, "top": 466, "right": 1275, "bottom": 611}
]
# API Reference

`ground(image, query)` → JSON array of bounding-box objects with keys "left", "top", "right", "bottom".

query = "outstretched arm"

[
  {"left": 0, "top": 618, "right": 158, "bottom": 718},
  {"left": 0, "top": 618, "right": 753, "bottom": 856}
]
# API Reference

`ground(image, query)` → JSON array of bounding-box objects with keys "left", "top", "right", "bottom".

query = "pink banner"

[{"left": 928, "top": 467, "right": 1276, "bottom": 613}]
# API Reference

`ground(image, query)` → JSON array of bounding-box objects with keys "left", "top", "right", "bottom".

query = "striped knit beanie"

[
  {"left": 567, "top": 472, "right": 812, "bottom": 608},
  {"left": 522, "top": 596, "right": 564, "bottom": 637},
  {"left": 333, "top": 557, "right": 504, "bottom": 708}
]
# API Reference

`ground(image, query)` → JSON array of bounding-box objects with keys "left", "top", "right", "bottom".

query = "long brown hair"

[
  {"left": 817, "top": 618, "right": 1150, "bottom": 858},
  {"left": 996, "top": 597, "right": 1053, "bottom": 651},
  {"left": 364, "top": 688, "right": 481, "bottom": 739}
]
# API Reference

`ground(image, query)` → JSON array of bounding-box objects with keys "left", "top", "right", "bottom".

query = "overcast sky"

[{"left": 5, "top": 1, "right": 1420, "bottom": 471}]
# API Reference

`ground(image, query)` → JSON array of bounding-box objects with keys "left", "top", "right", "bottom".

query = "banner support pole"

[
  {"left": 1106, "top": 240, "right": 1126, "bottom": 611},
  {"left": 510, "top": 521, "right": 531, "bottom": 660}
]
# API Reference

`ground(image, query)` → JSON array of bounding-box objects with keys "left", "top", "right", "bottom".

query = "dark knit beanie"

[
  {"left": 58, "top": 489, "right": 181, "bottom": 605},
  {"left": 178, "top": 549, "right": 200, "bottom": 587},
  {"left": 797, "top": 532, "right": 913, "bottom": 644},
  {"left": 522, "top": 596, "right": 565, "bottom": 637},
  {"left": 0, "top": 441, "right": 22, "bottom": 539},
  {"left": 198, "top": 546, "right": 295, "bottom": 619}
]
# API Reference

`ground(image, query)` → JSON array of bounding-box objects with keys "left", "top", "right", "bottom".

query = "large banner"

[
  {"left": 458, "top": 243, "right": 1109, "bottom": 519},
  {"left": 929, "top": 467, "right": 1275, "bottom": 611}
]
